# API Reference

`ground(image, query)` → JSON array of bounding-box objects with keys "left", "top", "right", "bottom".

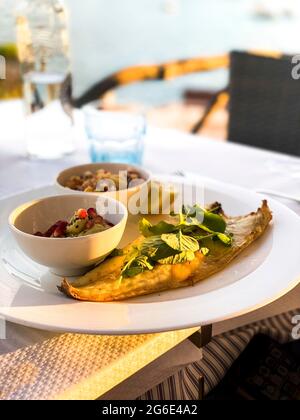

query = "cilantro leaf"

[
  {"left": 109, "top": 248, "right": 124, "bottom": 258},
  {"left": 139, "top": 218, "right": 176, "bottom": 237},
  {"left": 161, "top": 231, "right": 199, "bottom": 253},
  {"left": 140, "top": 236, "right": 181, "bottom": 261},
  {"left": 180, "top": 204, "right": 226, "bottom": 233},
  {"left": 121, "top": 255, "right": 154, "bottom": 279},
  {"left": 216, "top": 233, "right": 232, "bottom": 246},
  {"left": 139, "top": 218, "right": 153, "bottom": 237},
  {"left": 200, "top": 247, "right": 210, "bottom": 256},
  {"left": 203, "top": 212, "right": 226, "bottom": 233},
  {"left": 158, "top": 250, "right": 195, "bottom": 265}
]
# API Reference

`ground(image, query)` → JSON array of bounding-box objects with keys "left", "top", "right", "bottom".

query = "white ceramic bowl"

[
  {"left": 55, "top": 162, "right": 151, "bottom": 206},
  {"left": 8, "top": 194, "right": 128, "bottom": 277}
]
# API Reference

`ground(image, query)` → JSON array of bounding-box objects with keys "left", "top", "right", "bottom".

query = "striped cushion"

[{"left": 139, "top": 309, "right": 299, "bottom": 400}]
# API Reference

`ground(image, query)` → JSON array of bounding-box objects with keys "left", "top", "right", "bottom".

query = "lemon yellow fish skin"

[{"left": 60, "top": 201, "right": 272, "bottom": 302}]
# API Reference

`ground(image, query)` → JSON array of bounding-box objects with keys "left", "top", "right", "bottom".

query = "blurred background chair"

[
  {"left": 194, "top": 51, "right": 300, "bottom": 156},
  {"left": 229, "top": 51, "right": 300, "bottom": 156},
  {"left": 72, "top": 55, "right": 230, "bottom": 138},
  {"left": 73, "top": 55, "right": 229, "bottom": 108}
]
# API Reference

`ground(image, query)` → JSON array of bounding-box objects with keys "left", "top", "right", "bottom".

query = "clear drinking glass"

[
  {"left": 15, "top": 0, "right": 75, "bottom": 159},
  {"left": 84, "top": 107, "right": 146, "bottom": 164}
]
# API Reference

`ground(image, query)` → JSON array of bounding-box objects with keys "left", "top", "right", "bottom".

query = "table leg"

[{"left": 188, "top": 324, "right": 212, "bottom": 349}]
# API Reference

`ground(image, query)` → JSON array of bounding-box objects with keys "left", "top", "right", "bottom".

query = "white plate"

[{"left": 0, "top": 177, "right": 300, "bottom": 335}]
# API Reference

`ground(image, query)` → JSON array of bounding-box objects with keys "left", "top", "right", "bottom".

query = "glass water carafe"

[{"left": 16, "top": 0, "right": 74, "bottom": 159}]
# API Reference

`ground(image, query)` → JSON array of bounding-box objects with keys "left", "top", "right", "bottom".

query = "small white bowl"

[
  {"left": 55, "top": 162, "right": 151, "bottom": 206},
  {"left": 8, "top": 194, "right": 128, "bottom": 277}
]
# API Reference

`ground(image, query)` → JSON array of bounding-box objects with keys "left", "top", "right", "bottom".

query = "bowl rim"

[
  {"left": 55, "top": 162, "right": 152, "bottom": 195},
  {"left": 8, "top": 193, "right": 128, "bottom": 242}
]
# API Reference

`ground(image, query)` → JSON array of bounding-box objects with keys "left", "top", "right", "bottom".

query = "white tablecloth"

[{"left": 0, "top": 99, "right": 300, "bottom": 374}]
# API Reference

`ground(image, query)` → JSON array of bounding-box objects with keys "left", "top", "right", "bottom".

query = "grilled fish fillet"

[{"left": 60, "top": 201, "right": 272, "bottom": 302}]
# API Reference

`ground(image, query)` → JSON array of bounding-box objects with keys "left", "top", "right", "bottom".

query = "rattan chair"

[
  {"left": 194, "top": 51, "right": 300, "bottom": 156},
  {"left": 228, "top": 51, "right": 300, "bottom": 156}
]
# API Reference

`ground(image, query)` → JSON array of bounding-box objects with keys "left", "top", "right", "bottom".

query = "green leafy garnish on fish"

[
  {"left": 109, "top": 248, "right": 124, "bottom": 258},
  {"left": 161, "top": 231, "right": 199, "bottom": 253},
  {"left": 200, "top": 247, "right": 210, "bottom": 256},
  {"left": 121, "top": 254, "right": 154, "bottom": 279},
  {"left": 139, "top": 219, "right": 176, "bottom": 237},
  {"left": 140, "top": 236, "right": 181, "bottom": 261},
  {"left": 120, "top": 204, "right": 232, "bottom": 280},
  {"left": 180, "top": 204, "right": 226, "bottom": 233},
  {"left": 158, "top": 250, "right": 195, "bottom": 265}
]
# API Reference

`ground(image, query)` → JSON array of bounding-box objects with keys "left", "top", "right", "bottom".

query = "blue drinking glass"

[{"left": 84, "top": 107, "right": 146, "bottom": 164}]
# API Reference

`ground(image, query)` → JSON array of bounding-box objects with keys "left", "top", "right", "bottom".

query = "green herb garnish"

[
  {"left": 158, "top": 250, "right": 195, "bottom": 265},
  {"left": 121, "top": 254, "right": 154, "bottom": 278},
  {"left": 180, "top": 204, "right": 226, "bottom": 233},
  {"left": 200, "top": 247, "right": 210, "bottom": 256},
  {"left": 119, "top": 204, "right": 233, "bottom": 281},
  {"left": 109, "top": 248, "right": 124, "bottom": 258},
  {"left": 139, "top": 219, "right": 176, "bottom": 237},
  {"left": 161, "top": 231, "right": 199, "bottom": 253}
]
